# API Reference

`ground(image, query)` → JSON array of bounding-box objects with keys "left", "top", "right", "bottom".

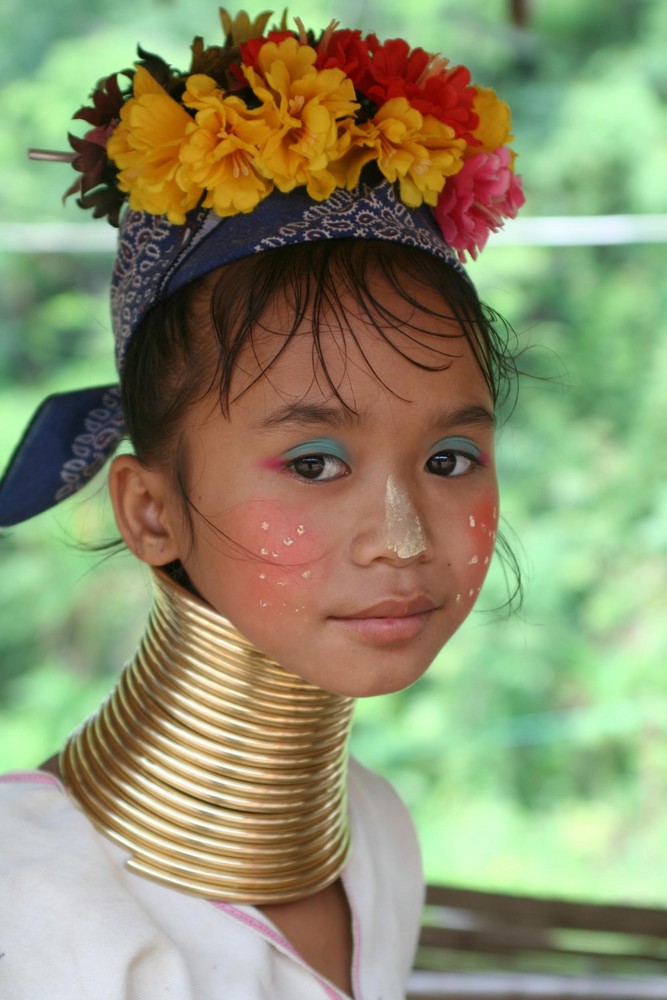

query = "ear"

[{"left": 109, "top": 454, "right": 183, "bottom": 566}]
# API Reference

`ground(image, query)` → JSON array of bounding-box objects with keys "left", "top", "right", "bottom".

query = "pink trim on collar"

[
  {"left": 210, "top": 900, "right": 352, "bottom": 999},
  {"left": 0, "top": 770, "right": 62, "bottom": 788},
  {"left": 210, "top": 901, "right": 302, "bottom": 959}
]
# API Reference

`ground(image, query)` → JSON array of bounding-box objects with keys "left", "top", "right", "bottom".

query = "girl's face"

[{"left": 166, "top": 278, "right": 498, "bottom": 697}]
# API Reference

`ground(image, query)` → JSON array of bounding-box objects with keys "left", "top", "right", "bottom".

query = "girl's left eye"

[
  {"left": 426, "top": 450, "right": 477, "bottom": 477},
  {"left": 426, "top": 436, "right": 486, "bottom": 478},
  {"left": 287, "top": 454, "right": 350, "bottom": 482}
]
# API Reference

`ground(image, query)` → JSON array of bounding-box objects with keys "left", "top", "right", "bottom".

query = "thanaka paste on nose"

[{"left": 384, "top": 475, "right": 427, "bottom": 559}]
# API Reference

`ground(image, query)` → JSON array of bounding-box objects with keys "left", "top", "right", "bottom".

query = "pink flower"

[{"left": 434, "top": 146, "right": 525, "bottom": 260}]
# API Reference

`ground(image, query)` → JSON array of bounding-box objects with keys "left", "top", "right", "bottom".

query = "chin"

[{"left": 308, "top": 654, "right": 437, "bottom": 700}]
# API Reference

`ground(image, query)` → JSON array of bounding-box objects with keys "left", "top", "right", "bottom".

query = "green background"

[{"left": 1, "top": 0, "right": 666, "bottom": 903}]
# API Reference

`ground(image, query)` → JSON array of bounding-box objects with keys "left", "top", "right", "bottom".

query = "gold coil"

[{"left": 61, "top": 570, "right": 355, "bottom": 903}]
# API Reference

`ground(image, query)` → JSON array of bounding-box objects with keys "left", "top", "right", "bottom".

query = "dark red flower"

[
  {"left": 73, "top": 73, "right": 126, "bottom": 128},
  {"left": 63, "top": 125, "right": 124, "bottom": 225},
  {"left": 63, "top": 74, "right": 127, "bottom": 224},
  {"left": 67, "top": 118, "right": 121, "bottom": 189}
]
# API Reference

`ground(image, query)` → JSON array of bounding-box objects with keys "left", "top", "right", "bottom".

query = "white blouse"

[{"left": 0, "top": 758, "right": 423, "bottom": 999}]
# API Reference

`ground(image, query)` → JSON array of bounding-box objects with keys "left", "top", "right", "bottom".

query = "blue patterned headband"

[{"left": 0, "top": 181, "right": 465, "bottom": 527}]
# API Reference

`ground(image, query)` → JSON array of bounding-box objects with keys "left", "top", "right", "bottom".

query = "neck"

[{"left": 60, "top": 570, "right": 355, "bottom": 904}]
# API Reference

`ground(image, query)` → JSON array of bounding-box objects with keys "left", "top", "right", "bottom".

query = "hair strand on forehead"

[{"left": 122, "top": 239, "right": 517, "bottom": 463}]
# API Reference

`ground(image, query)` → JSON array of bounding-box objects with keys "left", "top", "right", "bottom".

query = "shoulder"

[
  {"left": 0, "top": 771, "right": 116, "bottom": 891},
  {"left": 0, "top": 771, "right": 82, "bottom": 874},
  {"left": 0, "top": 773, "right": 194, "bottom": 999}
]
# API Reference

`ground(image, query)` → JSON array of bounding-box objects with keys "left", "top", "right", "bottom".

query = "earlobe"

[{"left": 109, "top": 455, "right": 182, "bottom": 566}]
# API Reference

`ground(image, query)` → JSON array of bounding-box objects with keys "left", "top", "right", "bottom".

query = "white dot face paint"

[{"left": 383, "top": 475, "right": 427, "bottom": 560}]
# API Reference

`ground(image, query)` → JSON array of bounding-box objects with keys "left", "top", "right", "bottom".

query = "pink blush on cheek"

[
  {"left": 221, "top": 500, "right": 333, "bottom": 612},
  {"left": 250, "top": 512, "right": 325, "bottom": 567},
  {"left": 467, "top": 498, "right": 499, "bottom": 542},
  {"left": 459, "top": 498, "right": 499, "bottom": 598}
]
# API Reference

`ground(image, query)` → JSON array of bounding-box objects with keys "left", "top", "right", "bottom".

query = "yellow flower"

[
  {"left": 369, "top": 98, "right": 466, "bottom": 208},
  {"left": 324, "top": 119, "right": 382, "bottom": 191},
  {"left": 107, "top": 66, "right": 201, "bottom": 223},
  {"left": 243, "top": 37, "right": 359, "bottom": 199},
  {"left": 180, "top": 75, "right": 273, "bottom": 216},
  {"left": 471, "top": 86, "right": 513, "bottom": 153}
]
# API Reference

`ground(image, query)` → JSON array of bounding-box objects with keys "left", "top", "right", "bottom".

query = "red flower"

[
  {"left": 434, "top": 147, "right": 525, "bottom": 261},
  {"left": 364, "top": 35, "right": 431, "bottom": 93},
  {"left": 414, "top": 66, "right": 479, "bottom": 142},
  {"left": 352, "top": 35, "right": 478, "bottom": 141},
  {"left": 315, "top": 28, "right": 371, "bottom": 84}
]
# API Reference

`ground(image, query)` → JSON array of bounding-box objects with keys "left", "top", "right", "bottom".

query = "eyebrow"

[
  {"left": 428, "top": 404, "right": 497, "bottom": 431},
  {"left": 256, "top": 401, "right": 496, "bottom": 432},
  {"left": 255, "top": 403, "right": 363, "bottom": 431}
]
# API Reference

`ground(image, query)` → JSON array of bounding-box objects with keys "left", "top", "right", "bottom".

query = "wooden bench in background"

[{"left": 407, "top": 884, "right": 667, "bottom": 999}]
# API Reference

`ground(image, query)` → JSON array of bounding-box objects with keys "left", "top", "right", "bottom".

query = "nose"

[{"left": 349, "top": 474, "right": 430, "bottom": 567}]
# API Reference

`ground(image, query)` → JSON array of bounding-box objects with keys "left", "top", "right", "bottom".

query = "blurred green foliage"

[{"left": 1, "top": 0, "right": 666, "bottom": 904}]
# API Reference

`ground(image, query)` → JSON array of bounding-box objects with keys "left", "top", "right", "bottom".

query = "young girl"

[{"left": 0, "top": 10, "right": 524, "bottom": 998}]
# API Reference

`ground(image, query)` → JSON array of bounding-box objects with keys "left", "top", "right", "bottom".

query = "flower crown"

[{"left": 56, "top": 9, "right": 525, "bottom": 261}]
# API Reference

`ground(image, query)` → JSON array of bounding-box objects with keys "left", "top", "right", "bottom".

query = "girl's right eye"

[{"left": 287, "top": 454, "right": 350, "bottom": 482}]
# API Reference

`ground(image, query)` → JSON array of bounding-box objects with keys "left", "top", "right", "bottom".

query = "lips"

[
  {"left": 330, "top": 596, "right": 439, "bottom": 645},
  {"left": 337, "top": 596, "right": 439, "bottom": 620}
]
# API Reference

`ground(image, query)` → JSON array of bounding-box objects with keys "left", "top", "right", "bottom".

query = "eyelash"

[{"left": 283, "top": 445, "right": 484, "bottom": 483}]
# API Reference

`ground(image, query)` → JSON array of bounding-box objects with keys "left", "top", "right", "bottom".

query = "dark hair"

[{"left": 120, "top": 238, "right": 521, "bottom": 608}]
